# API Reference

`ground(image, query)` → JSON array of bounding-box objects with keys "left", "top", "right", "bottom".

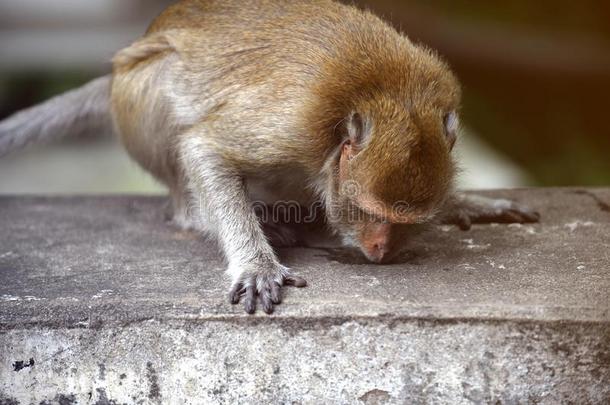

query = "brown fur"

[
  {"left": 112, "top": 1, "right": 458, "bottom": 203},
  {"left": 111, "top": 0, "right": 460, "bottom": 266},
  {"left": 0, "top": 0, "right": 542, "bottom": 313}
]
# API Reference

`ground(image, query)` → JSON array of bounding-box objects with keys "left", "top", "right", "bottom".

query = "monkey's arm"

[
  {"left": 178, "top": 133, "right": 306, "bottom": 314},
  {"left": 439, "top": 193, "right": 540, "bottom": 231}
]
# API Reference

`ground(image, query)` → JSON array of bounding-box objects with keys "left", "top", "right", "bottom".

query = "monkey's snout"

[{"left": 364, "top": 242, "right": 390, "bottom": 264}]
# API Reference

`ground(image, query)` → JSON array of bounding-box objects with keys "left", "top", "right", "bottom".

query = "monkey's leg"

[
  {"left": 166, "top": 180, "right": 199, "bottom": 231},
  {"left": 440, "top": 193, "right": 540, "bottom": 231},
  {"left": 178, "top": 135, "right": 306, "bottom": 314}
]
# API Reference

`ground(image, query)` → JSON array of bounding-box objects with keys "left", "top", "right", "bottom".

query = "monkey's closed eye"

[{"left": 443, "top": 111, "right": 458, "bottom": 150}]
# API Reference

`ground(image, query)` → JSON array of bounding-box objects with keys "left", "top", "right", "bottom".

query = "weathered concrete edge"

[
  {"left": 3, "top": 299, "right": 609, "bottom": 330},
  {"left": 2, "top": 312, "right": 609, "bottom": 333},
  {"left": 2, "top": 301, "right": 609, "bottom": 331},
  {"left": 1, "top": 318, "right": 609, "bottom": 404}
]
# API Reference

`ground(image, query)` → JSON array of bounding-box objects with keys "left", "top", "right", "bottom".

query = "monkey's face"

[
  {"left": 331, "top": 206, "right": 429, "bottom": 263},
  {"left": 328, "top": 189, "right": 432, "bottom": 263},
  {"left": 327, "top": 106, "right": 459, "bottom": 263}
]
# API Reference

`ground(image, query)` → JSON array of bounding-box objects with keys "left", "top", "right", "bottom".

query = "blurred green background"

[
  {"left": 358, "top": 0, "right": 610, "bottom": 186},
  {"left": 1, "top": 0, "right": 609, "bottom": 193}
]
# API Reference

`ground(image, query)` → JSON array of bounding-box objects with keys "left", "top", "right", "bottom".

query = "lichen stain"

[
  {"left": 55, "top": 394, "right": 77, "bottom": 405},
  {"left": 37, "top": 394, "right": 77, "bottom": 405},
  {"left": 359, "top": 389, "right": 391, "bottom": 404},
  {"left": 0, "top": 395, "right": 20, "bottom": 405},
  {"left": 98, "top": 363, "right": 106, "bottom": 380},
  {"left": 12, "top": 358, "right": 34, "bottom": 372},
  {"left": 146, "top": 362, "right": 161, "bottom": 400},
  {"left": 93, "top": 388, "right": 117, "bottom": 405}
]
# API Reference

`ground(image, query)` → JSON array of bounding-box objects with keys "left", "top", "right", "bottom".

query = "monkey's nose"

[{"left": 368, "top": 243, "right": 390, "bottom": 263}]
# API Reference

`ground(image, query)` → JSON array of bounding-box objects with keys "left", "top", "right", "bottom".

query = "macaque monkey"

[{"left": 0, "top": 0, "right": 539, "bottom": 314}]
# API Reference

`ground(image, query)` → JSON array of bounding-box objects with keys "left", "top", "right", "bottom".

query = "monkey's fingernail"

[
  {"left": 230, "top": 294, "right": 240, "bottom": 305},
  {"left": 244, "top": 288, "right": 256, "bottom": 314},
  {"left": 262, "top": 296, "right": 274, "bottom": 314},
  {"left": 270, "top": 283, "right": 282, "bottom": 304},
  {"left": 505, "top": 211, "right": 522, "bottom": 223},
  {"left": 456, "top": 212, "right": 471, "bottom": 231},
  {"left": 229, "top": 285, "right": 244, "bottom": 304},
  {"left": 523, "top": 214, "right": 538, "bottom": 223}
]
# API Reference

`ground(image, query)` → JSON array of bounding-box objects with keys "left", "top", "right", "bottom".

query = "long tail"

[{"left": 0, "top": 75, "right": 113, "bottom": 157}]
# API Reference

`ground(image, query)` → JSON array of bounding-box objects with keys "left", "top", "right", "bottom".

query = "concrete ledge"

[{"left": 1, "top": 189, "right": 609, "bottom": 403}]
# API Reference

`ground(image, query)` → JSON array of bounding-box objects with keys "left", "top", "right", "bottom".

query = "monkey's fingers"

[
  {"left": 229, "top": 281, "right": 281, "bottom": 314},
  {"left": 229, "top": 284, "right": 260, "bottom": 314},
  {"left": 501, "top": 210, "right": 527, "bottom": 224},
  {"left": 244, "top": 286, "right": 257, "bottom": 314},
  {"left": 259, "top": 275, "right": 307, "bottom": 314},
  {"left": 260, "top": 284, "right": 277, "bottom": 314},
  {"left": 491, "top": 200, "right": 540, "bottom": 224},
  {"left": 473, "top": 208, "right": 541, "bottom": 225},
  {"left": 456, "top": 212, "right": 472, "bottom": 231},
  {"left": 512, "top": 209, "right": 541, "bottom": 223},
  {"left": 284, "top": 275, "right": 307, "bottom": 288},
  {"left": 249, "top": 278, "right": 282, "bottom": 315},
  {"left": 228, "top": 283, "right": 246, "bottom": 305},
  {"left": 229, "top": 276, "right": 256, "bottom": 313},
  {"left": 229, "top": 274, "right": 307, "bottom": 315},
  {"left": 269, "top": 282, "right": 282, "bottom": 304}
]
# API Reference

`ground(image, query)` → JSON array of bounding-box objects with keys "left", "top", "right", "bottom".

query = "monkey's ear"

[
  {"left": 113, "top": 33, "right": 176, "bottom": 68},
  {"left": 444, "top": 111, "right": 459, "bottom": 150}
]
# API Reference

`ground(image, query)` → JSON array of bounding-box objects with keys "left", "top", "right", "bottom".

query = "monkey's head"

[
  {"left": 303, "top": 35, "right": 462, "bottom": 262},
  {"left": 325, "top": 73, "right": 460, "bottom": 263}
]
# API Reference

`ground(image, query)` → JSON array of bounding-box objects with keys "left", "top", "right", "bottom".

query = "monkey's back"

[{"left": 112, "top": 0, "right": 455, "bottom": 189}]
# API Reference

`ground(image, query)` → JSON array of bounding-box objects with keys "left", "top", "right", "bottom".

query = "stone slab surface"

[{"left": 0, "top": 189, "right": 609, "bottom": 404}]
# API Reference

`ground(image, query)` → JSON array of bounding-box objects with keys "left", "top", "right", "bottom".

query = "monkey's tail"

[{"left": 0, "top": 75, "right": 113, "bottom": 157}]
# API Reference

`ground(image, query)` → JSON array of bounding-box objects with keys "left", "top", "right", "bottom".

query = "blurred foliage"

[
  {"left": 416, "top": 0, "right": 610, "bottom": 39},
  {"left": 0, "top": 72, "right": 95, "bottom": 120},
  {"left": 1, "top": 1, "right": 610, "bottom": 187},
  {"left": 358, "top": 0, "right": 610, "bottom": 186}
]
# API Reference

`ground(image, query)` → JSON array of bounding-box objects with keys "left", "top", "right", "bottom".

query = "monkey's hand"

[
  {"left": 440, "top": 194, "right": 540, "bottom": 231},
  {"left": 228, "top": 263, "right": 307, "bottom": 314}
]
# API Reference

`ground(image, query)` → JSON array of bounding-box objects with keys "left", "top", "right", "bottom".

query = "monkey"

[{"left": 0, "top": 0, "right": 539, "bottom": 314}]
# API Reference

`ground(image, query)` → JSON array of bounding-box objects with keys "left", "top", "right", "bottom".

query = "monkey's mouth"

[
  {"left": 319, "top": 247, "right": 404, "bottom": 265},
  {"left": 361, "top": 250, "right": 397, "bottom": 265}
]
